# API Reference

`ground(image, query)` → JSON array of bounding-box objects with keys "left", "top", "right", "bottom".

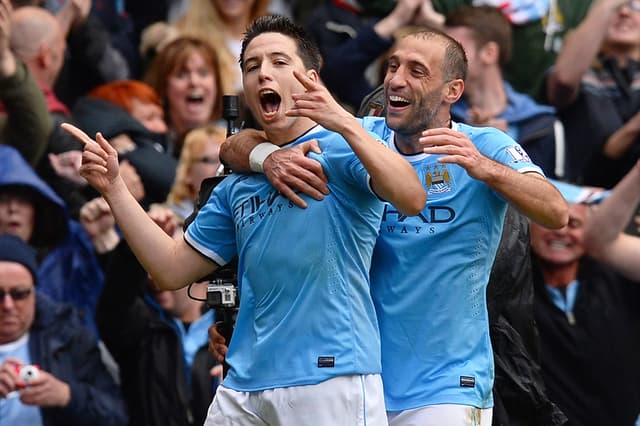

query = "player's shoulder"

[
  {"left": 453, "top": 121, "right": 511, "bottom": 140},
  {"left": 359, "top": 116, "right": 386, "bottom": 130}
]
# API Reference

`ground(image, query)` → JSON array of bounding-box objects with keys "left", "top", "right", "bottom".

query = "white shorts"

[
  {"left": 204, "top": 374, "right": 387, "bottom": 426},
  {"left": 387, "top": 404, "right": 493, "bottom": 426}
]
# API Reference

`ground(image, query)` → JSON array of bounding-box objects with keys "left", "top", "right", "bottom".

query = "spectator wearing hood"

[{"left": 0, "top": 144, "right": 104, "bottom": 337}]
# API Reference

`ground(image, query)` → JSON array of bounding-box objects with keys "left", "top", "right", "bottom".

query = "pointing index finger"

[
  {"left": 60, "top": 122, "right": 94, "bottom": 146},
  {"left": 61, "top": 123, "right": 114, "bottom": 156}
]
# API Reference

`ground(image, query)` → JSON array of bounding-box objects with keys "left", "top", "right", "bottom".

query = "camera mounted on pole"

[{"left": 184, "top": 94, "right": 241, "bottom": 377}]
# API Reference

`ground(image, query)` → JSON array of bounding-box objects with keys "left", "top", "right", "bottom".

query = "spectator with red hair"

[
  {"left": 89, "top": 79, "right": 167, "bottom": 135},
  {"left": 71, "top": 79, "right": 177, "bottom": 206}
]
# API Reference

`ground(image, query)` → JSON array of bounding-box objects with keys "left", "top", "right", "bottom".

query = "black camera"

[{"left": 184, "top": 95, "right": 241, "bottom": 377}]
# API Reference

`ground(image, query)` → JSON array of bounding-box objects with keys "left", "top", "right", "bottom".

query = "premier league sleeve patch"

[{"left": 505, "top": 145, "right": 532, "bottom": 163}]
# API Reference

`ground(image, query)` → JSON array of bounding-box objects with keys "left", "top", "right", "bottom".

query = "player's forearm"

[
  {"left": 486, "top": 166, "right": 568, "bottom": 229},
  {"left": 219, "top": 129, "right": 268, "bottom": 173},
  {"left": 340, "top": 118, "right": 426, "bottom": 216},
  {"left": 102, "top": 177, "right": 193, "bottom": 289}
]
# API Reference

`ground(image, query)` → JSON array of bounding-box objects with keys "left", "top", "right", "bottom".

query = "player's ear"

[
  {"left": 443, "top": 79, "right": 464, "bottom": 105},
  {"left": 306, "top": 69, "right": 319, "bottom": 83}
]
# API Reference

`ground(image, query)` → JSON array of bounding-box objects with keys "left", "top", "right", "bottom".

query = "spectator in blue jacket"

[{"left": 0, "top": 144, "right": 104, "bottom": 337}]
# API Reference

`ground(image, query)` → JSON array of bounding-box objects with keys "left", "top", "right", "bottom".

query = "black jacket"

[
  {"left": 72, "top": 97, "right": 177, "bottom": 206},
  {"left": 534, "top": 257, "right": 640, "bottom": 426},
  {"left": 488, "top": 207, "right": 567, "bottom": 426},
  {"left": 96, "top": 242, "right": 216, "bottom": 426}
]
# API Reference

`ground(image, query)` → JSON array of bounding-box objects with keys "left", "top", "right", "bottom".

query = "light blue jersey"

[
  {"left": 361, "top": 117, "right": 543, "bottom": 411},
  {"left": 186, "top": 125, "right": 384, "bottom": 392}
]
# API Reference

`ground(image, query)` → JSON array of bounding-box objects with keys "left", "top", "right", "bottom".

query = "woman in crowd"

[{"left": 145, "top": 36, "right": 228, "bottom": 158}]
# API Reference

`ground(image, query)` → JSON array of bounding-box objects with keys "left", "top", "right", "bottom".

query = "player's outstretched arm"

[{"left": 61, "top": 123, "right": 218, "bottom": 289}]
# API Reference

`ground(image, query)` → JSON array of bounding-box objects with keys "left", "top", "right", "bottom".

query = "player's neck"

[
  {"left": 265, "top": 117, "right": 317, "bottom": 146},
  {"left": 394, "top": 132, "right": 422, "bottom": 155}
]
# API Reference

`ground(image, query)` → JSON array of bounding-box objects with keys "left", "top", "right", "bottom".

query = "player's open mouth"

[
  {"left": 260, "top": 89, "right": 281, "bottom": 117},
  {"left": 388, "top": 95, "right": 410, "bottom": 108}
]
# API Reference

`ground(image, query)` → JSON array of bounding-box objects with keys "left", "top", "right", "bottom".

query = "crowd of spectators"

[{"left": 1, "top": 0, "right": 639, "bottom": 425}]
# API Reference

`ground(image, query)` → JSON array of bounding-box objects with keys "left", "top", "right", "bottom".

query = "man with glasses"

[{"left": 0, "top": 234, "right": 127, "bottom": 426}]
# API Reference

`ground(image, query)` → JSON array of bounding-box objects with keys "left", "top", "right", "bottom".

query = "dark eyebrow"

[
  {"left": 386, "top": 56, "right": 429, "bottom": 73},
  {"left": 246, "top": 51, "right": 293, "bottom": 61},
  {"left": 244, "top": 51, "right": 294, "bottom": 72},
  {"left": 270, "top": 51, "right": 292, "bottom": 59}
]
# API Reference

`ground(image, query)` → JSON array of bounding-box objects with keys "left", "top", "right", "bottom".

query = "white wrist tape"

[{"left": 249, "top": 142, "right": 280, "bottom": 173}]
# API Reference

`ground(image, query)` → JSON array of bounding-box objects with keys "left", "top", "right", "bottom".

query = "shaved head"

[
  {"left": 10, "top": 6, "right": 61, "bottom": 61},
  {"left": 10, "top": 6, "right": 66, "bottom": 86}
]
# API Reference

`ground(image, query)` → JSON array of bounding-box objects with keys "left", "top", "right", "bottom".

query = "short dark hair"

[
  {"left": 445, "top": 5, "right": 512, "bottom": 66},
  {"left": 240, "top": 15, "right": 322, "bottom": 72},
  {"left": 402, "top": 29, "right": 468, "bottom": 82}
]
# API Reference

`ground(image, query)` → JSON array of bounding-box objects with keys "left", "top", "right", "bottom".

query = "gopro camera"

[{"left": 207, "top": 279, "right": 238, "bottom": 309}]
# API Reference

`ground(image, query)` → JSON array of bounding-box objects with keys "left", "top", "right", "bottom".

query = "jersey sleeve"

[
  {"left": 470, "top": 125, "right": 544, "bottom": 176},
  {"left": 311, "top": 127, "right": 386, "bottom": 199},
  {"left": 184, "top": 180, "right": 237, "bottom": 266}
]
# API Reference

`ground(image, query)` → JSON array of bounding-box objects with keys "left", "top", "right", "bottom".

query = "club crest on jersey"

[
  {"left": 506, "top": 145, "right": 532, "bottom": 163},
  {"left": 425, "top": 164, "right": 452, "bottom": 194}
]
